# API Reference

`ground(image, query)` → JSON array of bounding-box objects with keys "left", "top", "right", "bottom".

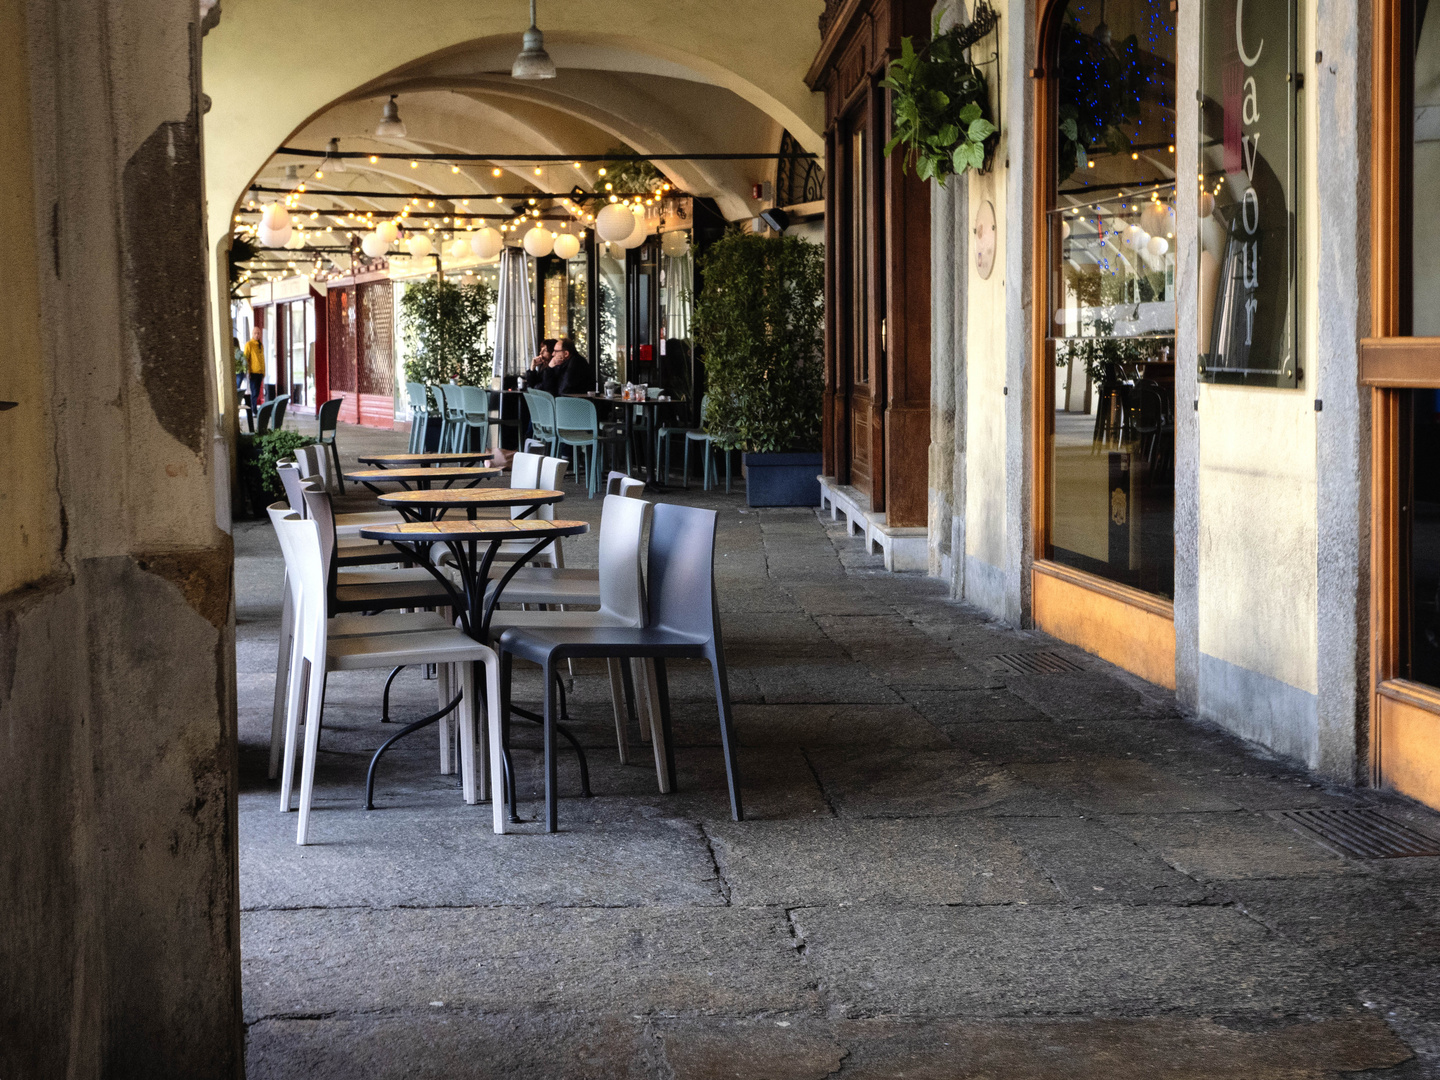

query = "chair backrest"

[
  {"left": 553, "top": 396, "right": 597, "bottom": 435},
  {"left": 697, "top": 394, "right": 711, "bottom": 430},
  {"left": 317, "top": 397, "right": 342, "bottom": 437},
  {"left": 596, "top": 494, "right": 652, "bottom": 626},
  {"left": 646, "top": 502, "right": 718, "bottom": 643},
  {"left": 255, "top": 401, "right": 275, "bottom": 435},
  {"left": 300, "top": 487, "right": 340, "bottom": 603},
  {"left": 606, "top": 470, "right": 644, "bottom": 498},
  {"left": 266, "top": 503, "right": 308, "bottom": 616},
  {"left": 293, "top": 444, "right": 320, "bottom": 481},
  {"left": 286, "top": 514, "right": 330, "bottom": 654},
  {"left": 537, "top": 456, "right": 568, "bottom": 521},
  {"left": 510, "top": 452, "right": 542, "bottom": 489},
  {"left": 406, "top": 382, "right": 427, "bottom": 411},
  {"left": 524, "top": 390, "right": 555, "bottom": 433},
  {"left": 271, "top": 393, "right": 290, "bottom": 431},
  {"left": 458, "top": 385, "right": 489, "bottom": 419},
  {"left": 277, "top": 461, "right": 308, "bottom": 513}
]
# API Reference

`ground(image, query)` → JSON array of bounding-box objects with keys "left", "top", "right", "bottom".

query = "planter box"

[{"left": 743, "top": 451, "right": 822, "bottom": 507}]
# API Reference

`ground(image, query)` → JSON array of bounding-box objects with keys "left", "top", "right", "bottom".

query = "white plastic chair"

[
  {"left": 276, "top": 512, "right": 508, "bottom": 843},
  {"left": 279, "top": 461, "right": 401, "bottom": 538}
]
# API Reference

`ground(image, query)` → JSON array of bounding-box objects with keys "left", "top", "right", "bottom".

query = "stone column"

[{"left": 0, "top": 0, "right": 243, "bottom": 1073}]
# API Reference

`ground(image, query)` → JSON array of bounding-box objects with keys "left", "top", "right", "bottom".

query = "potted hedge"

[
  {"left": 400, "top": 276, "right": 495, "bottom": 451},
  {"left": 693, "top": 231, "right": 824, "bottom": 506}
]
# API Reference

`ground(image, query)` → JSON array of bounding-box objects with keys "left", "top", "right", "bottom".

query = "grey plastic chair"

[
  {"left": 498, "top": 503, "right": 740, "bottom": 831},
  {"left": 270, "top": 393, "right": 291, "bottom": 433},
  {"left": 406, "top": 382, "right": 429, "bottom": 453},
  {"left": 555, "top": 396, "right": 628, "bottom": 498},
  {"left": 316, "top": 397, "right": 345, "bottom": 493},
  {"left": 254, "top": 400, "right": 276, "bottom": 436},
  {"left": 458, "top": 385, "right": 492, "bottom": 453},
  {"left": 524, "top": 389, "right": 559, "bottom": 456}
]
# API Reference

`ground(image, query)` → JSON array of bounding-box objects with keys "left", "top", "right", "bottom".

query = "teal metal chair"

[
  {"left": 457, "top": 385, "right": 492, "bottom": 453},
  {"left": 316, "top": 397, "right": 344, "bottom": 493},
  {"left": 405, "top": 382, "right": 429, "bottom": 453},
  {"left": 555, "top": 396, "right": 628, "bottom": 498},
  {"left": 683, "top": 395, "right": 731, "bottom": 493},
  {"left": 524, "top": 390, "right": 559, "bottom": 456}
]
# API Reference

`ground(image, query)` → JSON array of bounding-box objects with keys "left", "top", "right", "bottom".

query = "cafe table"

[
  {"left": 358, "top": 451, "right": 495, "bottom": 468},
  {"left": 357, "top": 510, "right": 587, "bottom": 812},
  {"left": 343, "top": 465, "right": 501, "bottom": 497},
  {"left": 377, "top": 485, "right": 561, "bottom": 523},
  {"left": 566, "top": 392, "right": 686, "bottom": 485}
]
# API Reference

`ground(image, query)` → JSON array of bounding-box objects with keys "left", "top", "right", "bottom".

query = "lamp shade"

[
  {"left": 376, "top": 219, "right": 400, "bottom": 244},
  {"left": 406, "top": 233, "right": 432, "bottom": 258},
  {"left": 471, "top": 227, "right": 503, "bottom": 259},
  {"left": 523, "top": 226, "right": 555, "bottom": 257},
  {"left": 447, "top": 238, "right": 470, "bottom": 259},
  {"left": 261, "top": 203, "right": 290, "bottom": 230},
  {"left": 511, "top": 25, "right": 556, "bottom": 79},
  {"left": 360, "top": 232, "right": 389, "bottom": 258},
  {"left": 595, "top": 202, "right": 637, "bottom": 243},
  {"left": 258, "top": 223, "right": 292, "bottom": 248},
  {"left": 284, "top": 229, "right": 307, "bottom": 249},
  {"left": 375, "top": 95, "right": 407, "bottom": 138},
  {"left": 1140, "top": 202, "right": 1170, "bottom": 237},
  {"left": 660, "top": 230, "right": 690, "bottom": 258},
  {"left": 552, "top": 232, "right": 581, "bottom": 260}
]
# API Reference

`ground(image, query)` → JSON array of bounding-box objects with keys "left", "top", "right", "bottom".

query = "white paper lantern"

[
  {"left": 446, "top": 238, "right": 471, "bottom": 259},
  {"left": 523, "top": 226, "right": 555, "bottom": 257},
  {"left": 553, "top": 232, "right": 581, "bottom": 260},
  {"left": 258, "top": 223, "right": 292, "bottom": 248},
  {"left": 1199, "top": 191, "right": 1216, "bottom": 218},
  {"left": 1146, "top": 235, "right": 1170, "bottom": 257},
  {"left": 284, "top": 229, "right": 307, "bottom": 249},
  {"left": 595, "top": 202, "right": 637, "bottom": 243},
  {"left": 619, "top": 209, "right": 648, "bottom": 249},
  {"left": 360, "top": 232, "right": 389, "bottom": 258},
  {"left": 405, "top": 233, "right": 432, "bottom": 258},
  {"left": 261, "top": 203, "right": 290, "bottom": 230},
  {"left": 376, "top": 219, "right": 400, "bottom": 244},
  {"left": 470, "top": 227, "right": 503, "bottom": 259},
  {"left": 1124, "top": 225, "right": 1149, "bottom": 250},
  {"left": 1140, "top": 202, "right": 1170, "bottom": 237},
  {"left": 660, "top": 230, "right": 690, "bottom": 258}
]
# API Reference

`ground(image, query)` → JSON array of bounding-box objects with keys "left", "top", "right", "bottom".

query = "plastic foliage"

[
  {"left": 883, "top": 10, "right": 999, "bottom": 184},
  {"left": 692, "top": 231, "right": 824, "bottom": 453}
]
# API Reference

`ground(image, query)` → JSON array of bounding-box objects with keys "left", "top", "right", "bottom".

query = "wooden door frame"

[
  {"left": 1364, "top": 0, "right": 1440, "bottom": 799},
  {"left": 1027, "top": 0, "right": 1178, "bottom": 688}
]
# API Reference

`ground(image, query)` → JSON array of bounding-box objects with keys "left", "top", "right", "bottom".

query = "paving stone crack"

[{"left": 696, "top": 820, "right": 733, "bottom": 905}]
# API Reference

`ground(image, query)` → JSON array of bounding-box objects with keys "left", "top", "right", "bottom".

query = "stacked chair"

[{"left": 405, "top": 382, "right": 430, "bottom": 453}]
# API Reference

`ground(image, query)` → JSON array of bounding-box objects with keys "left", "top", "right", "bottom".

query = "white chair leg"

[
  {"left": 437, "top": 662, "right": 454, "bottom": 775},
  {"left": 296, "top": 667, "right": 327, "bottom": 845},
  {"left": 641, "top": 659, "right": 670, "bottom": 794},
  {"left": 486, "top": 653, "right": 507, "bottom": 835},
  {"left": 458, "top": 661, "right": 478, "bottom": 805},
  {"left": 280, "top": 655, "right": 309, "bottom": 812},
  {"left": 608, "top": 659, "right": 630, "bottom": 765},
  {"left": 269, "top": 578, "right": 294, "bottom": 780}
]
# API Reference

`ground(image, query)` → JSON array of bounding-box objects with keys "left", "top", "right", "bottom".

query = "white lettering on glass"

[
  {"left": 1236, "top": 0, "right": 1264, "bottom": 66},
  {"left": 1242, "top": 77, "right": 1260, "bottom": 124},
  {"left": 1242, "top": 189, "right": 1260, "bottom": 234}
]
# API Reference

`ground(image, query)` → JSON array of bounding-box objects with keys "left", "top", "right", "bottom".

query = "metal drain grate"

[
  {"left": 988, "top": 651, "right": 1086, "bottom": 676},
  {"left": 1280, "top": 808, "right": 1440, "bottom": 859}
]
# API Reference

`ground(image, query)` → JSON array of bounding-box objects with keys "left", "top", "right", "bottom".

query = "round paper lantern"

[
  {"left": 470, "top": 227, "right": 503, "bottom": 259},
  {"left": 406, "top": 233, "right": 432, "bottom": 258},
  {"left": 595, "top": 202, "right": 637, "bottom": 243},
  {"left": 284, "top": 229, "right": 307, "bottom": 249},
  {"left": 1124, "top": 225, "right": 1149, "bottom": 250},
  {"left": 376, "top": 219, "right": 400, "bottom": 244},
  {"left": 1199, "top": 191, "right": 1216, "bottom": 218},
  {"left": 1146, "top": 235, "right": 1170, "bottom": 257},
  {"left": 258, "top": 223, "right": 292, "bottom": 248},
  {"left": 660, "top": 230, "right": 690, "bottom": 258},
  {"left": 619, "top": 208, "right": 649, "bottom": 249},
  {"left": 523, "top": 226, "right": 555, "bottom": 257},
  {"left": 1140, "top": 202, "right": 1169, "bottom": 237},
  {"left": 553, "top": 232, "right": 581, "bottom": 260},
  {"left": 1059, "top": 220, "right": 1072, "bottom": 242},
  {"left": 360, "top": 232, "right": 389, "bottom": 258},
  {"left": 446, "top": 238, "right": 470, "bottom": 259},
  {"left": 261, "top": 203, "right": 290, "bottom": 230}
]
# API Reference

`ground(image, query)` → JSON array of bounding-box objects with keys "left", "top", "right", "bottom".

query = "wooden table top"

[
  {"left": 358, "top": 452, "right": 495, "bottom": 466},
  {"left": 377, "top": 487, "right": 563, "bottom": 508},
  {"left": 344, "top": 466, "right": 502, "bottom": 482},
  {"left": 359, "top": 518, "right": 588, "bottom": 543}
]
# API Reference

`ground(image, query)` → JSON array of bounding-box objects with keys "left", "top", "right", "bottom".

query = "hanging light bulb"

[
  {"left": 375, "top": 95, "right": 408, "bottom": 138},
  {"left": 511, "top": 0, "right": 557, "bottom": 79}
]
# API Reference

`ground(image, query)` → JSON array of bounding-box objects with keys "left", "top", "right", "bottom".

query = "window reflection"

[{"left": 1049, "top": 0, "right": 1176, "bottom": 598}]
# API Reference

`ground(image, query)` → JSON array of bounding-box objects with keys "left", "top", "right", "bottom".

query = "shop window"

[{"left": 1047, "top": 0, "right": 1177, "bottom": 598}]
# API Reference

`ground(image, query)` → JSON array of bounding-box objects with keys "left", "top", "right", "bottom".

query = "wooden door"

[
  {"left": 1367, "top": 0, "right": 1440, "bottom": 810},
  {"left": 843, "top": 109, "right": 878, "bottom": 500}
]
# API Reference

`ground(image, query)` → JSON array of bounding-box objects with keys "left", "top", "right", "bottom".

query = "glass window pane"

[
  {"left": 1405, "top": 390, "right": 1440, "bottom": 683},
  {"left": 1049, "top": 0, "right": 1177, "bottom": 599},
  {"left": 598, "top": 247, "right": 626, "bottom": 384}
]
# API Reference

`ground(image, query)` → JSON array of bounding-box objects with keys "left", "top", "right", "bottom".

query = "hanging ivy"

[{"left": 882, "top": 4, "right": 1000, "bottom": 184}]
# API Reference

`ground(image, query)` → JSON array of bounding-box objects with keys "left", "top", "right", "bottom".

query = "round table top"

[
  {"left": 570, "top": 392, "right": 682, "bottom": 407},
  {"left": 345, "top": 466, "right": 502, "bottom": 483},
  {"left": 358, "top": 452, "right": 495, "bottom": 466},
  {"left": 377, "top": 487, "right": 563, "bottom": 509},
  {"left": 360, "top": 518, "right": 589, "bottom": 544}
]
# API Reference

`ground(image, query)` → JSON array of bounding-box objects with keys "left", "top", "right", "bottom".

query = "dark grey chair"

[
  {"left": 270, "top": 392, "right": 291, "bottom": 432},
  {"left": 498, "top": 502, "right": 741, "bottom": 831}
]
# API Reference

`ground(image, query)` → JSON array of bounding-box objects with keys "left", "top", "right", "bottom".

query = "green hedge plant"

[{"left": 692, "top": 231, "right": 823, "bottom": 453}]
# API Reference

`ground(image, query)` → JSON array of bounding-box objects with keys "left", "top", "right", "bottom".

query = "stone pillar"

[{"left": 0, "top": 0, "right": 243, "bottom": 1073}]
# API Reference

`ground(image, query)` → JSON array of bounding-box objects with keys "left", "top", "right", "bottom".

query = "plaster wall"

[{"left": 0, "top": 0, "right": 242, "bottom": 1072}]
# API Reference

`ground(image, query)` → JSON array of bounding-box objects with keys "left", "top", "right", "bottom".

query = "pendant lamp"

[
  {"left": 512, "top": 0, "right": 557, "bottom": 79},
  {"left": 375, "top": 95, "right": 407, "bottom": 138}
]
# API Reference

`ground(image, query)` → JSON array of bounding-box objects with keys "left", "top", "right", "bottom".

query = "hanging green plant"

[{"left": 883, "top": 3, "right": 1000, "bottom": 184}]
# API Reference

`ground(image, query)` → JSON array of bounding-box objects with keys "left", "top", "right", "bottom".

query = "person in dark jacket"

[
  {"left": 541, "top": 338, "right": 594, "bottom": 398},
  {"left": 522, "top": 339, "right": 558, "bottom": 390}
]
